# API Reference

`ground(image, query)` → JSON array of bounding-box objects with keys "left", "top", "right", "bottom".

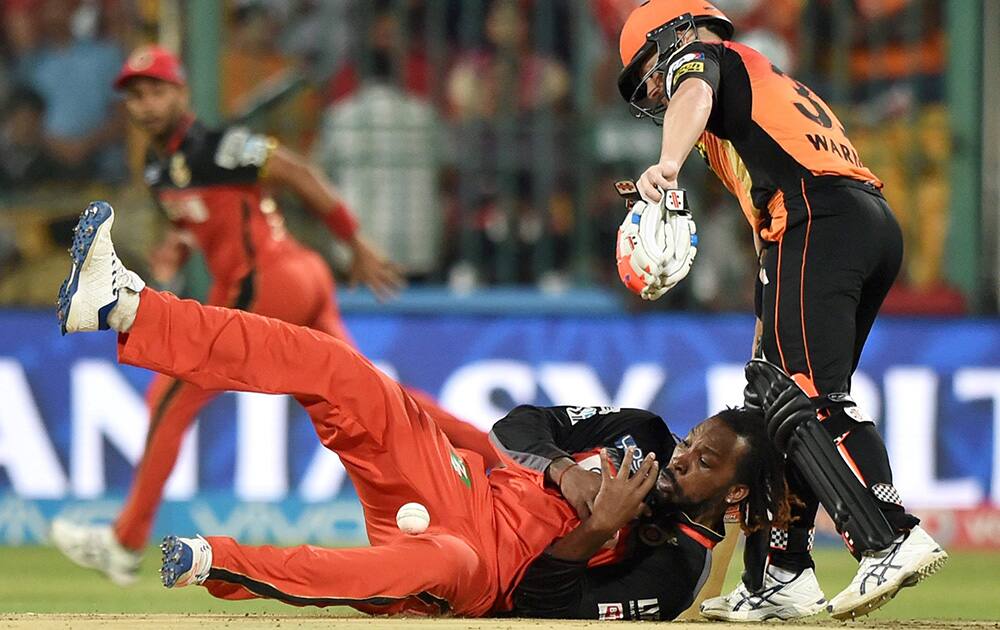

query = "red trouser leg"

[
  {"left": 112, "top": 251, "right": 489, "bottom": 551},
  {"left": 201, "top": 534, "right": 484, "bottom": 615},
  {"left": 114, "top": 374, "right": 216, "bottom": 550},
  {"left": 269, "top": 248, "right": 497, "bottom": 467},
  {"left": 405, "top": 388, "right": 499, "bottom": 468},
  {"left": 117, "top": 289, "right": 497, "bottom": 615},
  {"left": 114, "top": 254, "right": 338, "bottom": 551}
]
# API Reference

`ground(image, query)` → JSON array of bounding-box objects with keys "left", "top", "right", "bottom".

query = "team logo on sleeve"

[
  {"left": 215, "top": 127, "right": 272, "bottom": 169},
  {"left": 666, "top": 51, "right": 705, "bottom": 95},
  {"left": 674, "top": 60, "right": 704, "bottom": 80}
]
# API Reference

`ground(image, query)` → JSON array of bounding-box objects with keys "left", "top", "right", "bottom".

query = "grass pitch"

[{"left": 1, "top": 546, "right": 998, "bottom": 627}]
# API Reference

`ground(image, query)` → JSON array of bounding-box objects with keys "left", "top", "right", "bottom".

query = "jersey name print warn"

[{"left": 804, "top": 132, "right": 866, "bottom": 169}]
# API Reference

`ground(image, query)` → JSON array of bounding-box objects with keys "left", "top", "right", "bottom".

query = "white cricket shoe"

[
  {"left": 828, "top": 525, "right": 948, "bottom": 620},
  {"left": 160, "top": 535, "right": 213, "bottom": 588},
  {"left": 57, "top": 201, "right": 144, "bottom": 335},
  {"left": 700, "top": 567, "right": 827, "bottom": 621},
  {"left": 50, "top": 518, "right": 142, "bottom": 586}
]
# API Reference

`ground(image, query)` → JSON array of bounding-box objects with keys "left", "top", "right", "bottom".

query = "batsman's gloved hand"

[
  {"left": 615, "top": 188, "right": 697, "bottom": 300},
  {"left": 745, "top": 359, "right": 816, "bottom": 450}
]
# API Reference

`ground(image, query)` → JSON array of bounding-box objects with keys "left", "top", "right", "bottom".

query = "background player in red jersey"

[
  {"left": 614, "top": 0, "right": 947, "bottom": 621},
  {"left": 50, "top": 47, "right": 495, "bottom": 585},
  {"left": 56, "top": 201, "right": 790, "bottom": 620}
]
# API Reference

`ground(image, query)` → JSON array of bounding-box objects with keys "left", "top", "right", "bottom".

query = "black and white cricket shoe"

[
  {"left": 700, "top": 567, "right": 827, "bottom": 621},
  {"left": 57, "top": 201, "right": 144, "bottom": 335},
  {"left": 827, "top": 525, "right": 948, "bottom": 620}
]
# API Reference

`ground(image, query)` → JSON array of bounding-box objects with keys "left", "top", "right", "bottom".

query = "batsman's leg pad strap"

[
  {"left": 871, "top": 483, "right": 903, "bottom": 507},
  {"left": 786, "top": 416, "right": 897, "bottom": 554},
  {"left": 769, "top": 526, "right": 815, "bottom": 553},
  {"left": 815, "top": 404, "right": 871, "bottom": 440}
]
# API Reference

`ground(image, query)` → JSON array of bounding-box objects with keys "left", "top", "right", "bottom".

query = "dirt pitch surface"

[{"left": 3, "top": 616, "right": 998, "bottom": 630}]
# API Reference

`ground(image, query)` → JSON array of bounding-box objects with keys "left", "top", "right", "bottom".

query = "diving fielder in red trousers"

[
  {"left": 51, "top": 46, "right": 494, "bottom": 585},
  {"left": 57, "top": 202, "right": 794, "bottom": 619}
]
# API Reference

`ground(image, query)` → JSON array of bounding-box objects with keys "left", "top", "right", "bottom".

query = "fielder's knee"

[{"left": 421, "top": 534, "right": 482, "bottom": 581}]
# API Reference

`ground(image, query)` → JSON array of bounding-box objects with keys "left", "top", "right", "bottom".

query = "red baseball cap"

[{"left": 114, "top": 45, "right": 187, "bottom": 90}]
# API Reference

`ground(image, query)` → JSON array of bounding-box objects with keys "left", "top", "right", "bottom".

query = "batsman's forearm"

[
  {"left": 547, "top": 519, "right": 617, "bottom": 562},
  {"left": 658, "top": 80, "right": 714, "bottom": 175}
]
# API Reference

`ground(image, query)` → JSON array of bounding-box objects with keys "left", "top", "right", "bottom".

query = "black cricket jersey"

[{"left": 490, "top": 405, "right": 724, "bottom": 621}]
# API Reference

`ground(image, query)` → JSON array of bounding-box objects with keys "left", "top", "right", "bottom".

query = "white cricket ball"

[{"left": 396, "top": 502, "right": 430, "bottom": 535}]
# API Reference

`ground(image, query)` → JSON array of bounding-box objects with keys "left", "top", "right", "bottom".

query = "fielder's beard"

[
  {"left": 647, "top": 468, "right": 689, "bottom": 511},
  {"left": 650, "top": 469, "right": 729, "bottom": 530}
]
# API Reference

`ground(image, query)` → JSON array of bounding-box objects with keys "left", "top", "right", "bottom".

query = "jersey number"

[{"left": 771, "top": 65, "right": 834, "bottom": 129}]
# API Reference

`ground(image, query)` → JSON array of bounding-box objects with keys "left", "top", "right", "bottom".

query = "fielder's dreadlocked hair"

[{"left": 713, "top": 407, "right": 791, "bottom": 534}]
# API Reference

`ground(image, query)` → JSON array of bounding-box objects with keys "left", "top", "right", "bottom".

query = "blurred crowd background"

[{"left": 0, "top": 0, "right": 992, "bottom": 314}]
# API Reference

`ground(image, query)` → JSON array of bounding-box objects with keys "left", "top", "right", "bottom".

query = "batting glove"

[{"left": 615, "top": 189, "right": 698, "bottom": 300}]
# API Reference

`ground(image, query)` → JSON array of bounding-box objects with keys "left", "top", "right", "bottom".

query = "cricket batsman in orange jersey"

[
  {"left": 613, "top": 0, "right": 946, "bottom": 621},
  {"left": 57, "top": 201, "right": 791, "bottom": 620},
  {"left": 51, "top": 46, "right": 495, "bottom": 585}
]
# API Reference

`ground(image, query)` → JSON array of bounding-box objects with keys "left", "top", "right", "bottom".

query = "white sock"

[
  {"left": 107, "top": 288, "right": 140, "bottom": 333},
  {"left": 767, "top": 564, "right": 800, "bottom": 582}
]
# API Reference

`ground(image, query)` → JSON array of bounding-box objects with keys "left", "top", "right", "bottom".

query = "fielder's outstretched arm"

[{"left": 263, "top": 145, "right": 404, "bottom": 299}]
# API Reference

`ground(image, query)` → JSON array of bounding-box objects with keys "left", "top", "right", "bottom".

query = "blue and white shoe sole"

[
  {"left": 57, "top": 201, "right": 115, "bottom": 336},
  {"left": 159, "top": 535, "right": 193, "bottom": 588}
]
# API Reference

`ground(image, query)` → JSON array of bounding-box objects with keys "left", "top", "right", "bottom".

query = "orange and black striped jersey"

[{"left": 665, "top": 41, "right": 882, "bottom": 241}]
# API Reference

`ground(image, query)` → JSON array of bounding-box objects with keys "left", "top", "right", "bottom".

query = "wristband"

[
  {"left": 323, "top": 201, "right": 359, "bottom": 240},
  {"left": 551, "top": 460, "right": 573, "bottom": 487}
]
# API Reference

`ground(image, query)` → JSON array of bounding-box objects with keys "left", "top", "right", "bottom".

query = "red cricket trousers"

[
  {"left": 116, "top": 289, "right": 573, "bottom": 616},
  {"left": 114, "top": 251, "right": 496, "bottom": 551}
]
